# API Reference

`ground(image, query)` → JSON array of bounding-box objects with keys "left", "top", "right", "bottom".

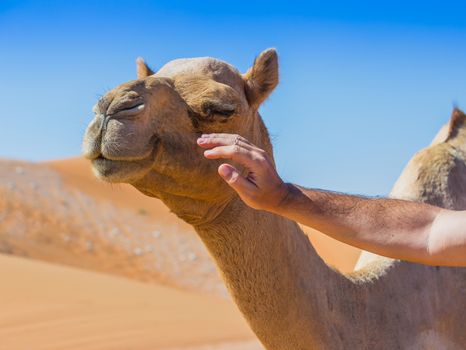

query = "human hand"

[{"left": 197, "top": 133, "right": 290, "bottom": 213}]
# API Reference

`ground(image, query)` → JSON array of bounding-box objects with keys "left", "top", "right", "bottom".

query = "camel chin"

[{"left": 91, "top": 157, "right": 154, "bottom": 183}]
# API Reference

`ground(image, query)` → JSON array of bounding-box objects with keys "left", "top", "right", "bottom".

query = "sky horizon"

[{"left": 1, "top": 1, "right": 465, "bottom": 195}]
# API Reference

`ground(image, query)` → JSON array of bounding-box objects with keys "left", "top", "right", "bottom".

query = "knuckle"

[
  {"left": 232, "top": 145, "right": 241, "bottom": 154},
  {"left": 237, "top": 135, "right": 247, "bottom": 143},
  {"left": 253, "top": 153, "right": 267, "bottom": 164}
]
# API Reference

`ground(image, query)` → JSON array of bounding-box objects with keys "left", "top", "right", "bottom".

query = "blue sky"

[{"left": 1, "top": 1, "right": 465, "bottom": 195}]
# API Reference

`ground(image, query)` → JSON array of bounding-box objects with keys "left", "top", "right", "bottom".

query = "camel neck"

[{"left": 194, "top": 198, "right": 351, "bottom": 349}]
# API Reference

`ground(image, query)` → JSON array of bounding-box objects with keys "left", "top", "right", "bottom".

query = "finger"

[
  {"left": 218, "top": 163, "right": 257, "bottom": 195},
  {"left": 203, "top": 144, "right": 263, "bottom": 170},
  {"left": 198, "top": 133, "right": 252, "bottom": 146},
  {"left": 201, "top": 133, "right": 241, "bottom": 139},
  {"left": 198, "top": 133, "right": 239, "bottom": 145},
  {"left": 197, "top": 136, "right": 254, "bottom": 151}
]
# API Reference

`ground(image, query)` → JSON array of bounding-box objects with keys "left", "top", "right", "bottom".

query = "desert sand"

[
  {"left": 0, "top": 253, "right": 260, "bottom": 350},
  {"left": 0, "top": 157, "right": 361, "bottom": 349}
]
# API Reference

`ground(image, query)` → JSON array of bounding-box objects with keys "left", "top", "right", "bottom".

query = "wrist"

[{"left": 273, "top": 183, "right": 300, "bottom": 216}]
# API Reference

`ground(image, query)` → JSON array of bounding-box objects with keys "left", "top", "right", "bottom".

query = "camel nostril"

[{"left": 100, "top": 114, "right": 113, "bottom": 132}]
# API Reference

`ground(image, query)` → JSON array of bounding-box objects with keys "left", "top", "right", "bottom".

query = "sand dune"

[{"left": 0, "top": 253, "right": 260, "bottom": 350}]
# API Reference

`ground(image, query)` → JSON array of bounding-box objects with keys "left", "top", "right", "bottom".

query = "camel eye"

[
  {"left": 202, "top": 101, "right": 236, "bottom": 118},
  {"left": 107, "top": 95, "right": 145, "bottom": 117},
  {"left": 112, "top": 102, "right": 145, "bottom": 117}
]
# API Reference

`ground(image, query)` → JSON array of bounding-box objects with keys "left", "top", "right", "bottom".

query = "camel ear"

[
  {"left": 243, "top": 48, "right": 279, "bottom": 109},
  {"left": 447, "top": 108, "right": 466, "bottom": 140},
  {"left": 136, "top": 57, "right": 154, "bottom": 79}
]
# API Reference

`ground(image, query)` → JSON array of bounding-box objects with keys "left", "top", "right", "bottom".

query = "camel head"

[
  {"left": 391, "top": 108, "right": 466, "bottom": 209},
  {"left": 82, "top": 49, "right": 278, "bottom": 224}
]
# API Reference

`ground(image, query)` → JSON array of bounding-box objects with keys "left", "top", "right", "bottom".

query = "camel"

[{"left": 82, "top": 49, "right": 466, "bottom": 349}]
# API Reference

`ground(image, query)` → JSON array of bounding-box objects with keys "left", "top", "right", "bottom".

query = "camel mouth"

[
  {"left": 93, "top": 155, "right": 115, "bottom": 165},
  {"left": 91, "top": 138, "right": 160, "bottom": 183},
  {"left": 91, "top": 155, "right": 154, "bottom": 183}
]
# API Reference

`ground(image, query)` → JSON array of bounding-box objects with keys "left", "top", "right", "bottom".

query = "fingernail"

[
  {"left": 204, "top": 150, "right": 213, "bottom": 156},
  {"left": 197, "top": 138, "right": 205, "bottom": 144},
  {"left": 219, "top": 166, "right": 233, "bottom": 180},
  {"left": 201, "top": 134, "right": 210, "bottom": 138}
]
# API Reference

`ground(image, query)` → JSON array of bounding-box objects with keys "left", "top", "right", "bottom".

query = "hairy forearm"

[{"left": 276, "top": 184, "right": 455, "bottom": 265}]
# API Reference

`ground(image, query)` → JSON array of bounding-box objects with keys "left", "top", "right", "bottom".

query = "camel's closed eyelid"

[
  {"left": 201, "top": 101, "right": 236, "bottom": 118},
  {"left": 109, "top": 103, "right": 145, "bottom": 117}
]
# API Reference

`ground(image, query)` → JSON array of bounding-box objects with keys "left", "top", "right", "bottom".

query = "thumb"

[{"left": 218, "top": 163, "right": 256, "bottom": 195}]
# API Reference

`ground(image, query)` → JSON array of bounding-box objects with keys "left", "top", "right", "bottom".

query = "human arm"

[{"left": 197, "top": 133, "right": 466, "bottom": 266}]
